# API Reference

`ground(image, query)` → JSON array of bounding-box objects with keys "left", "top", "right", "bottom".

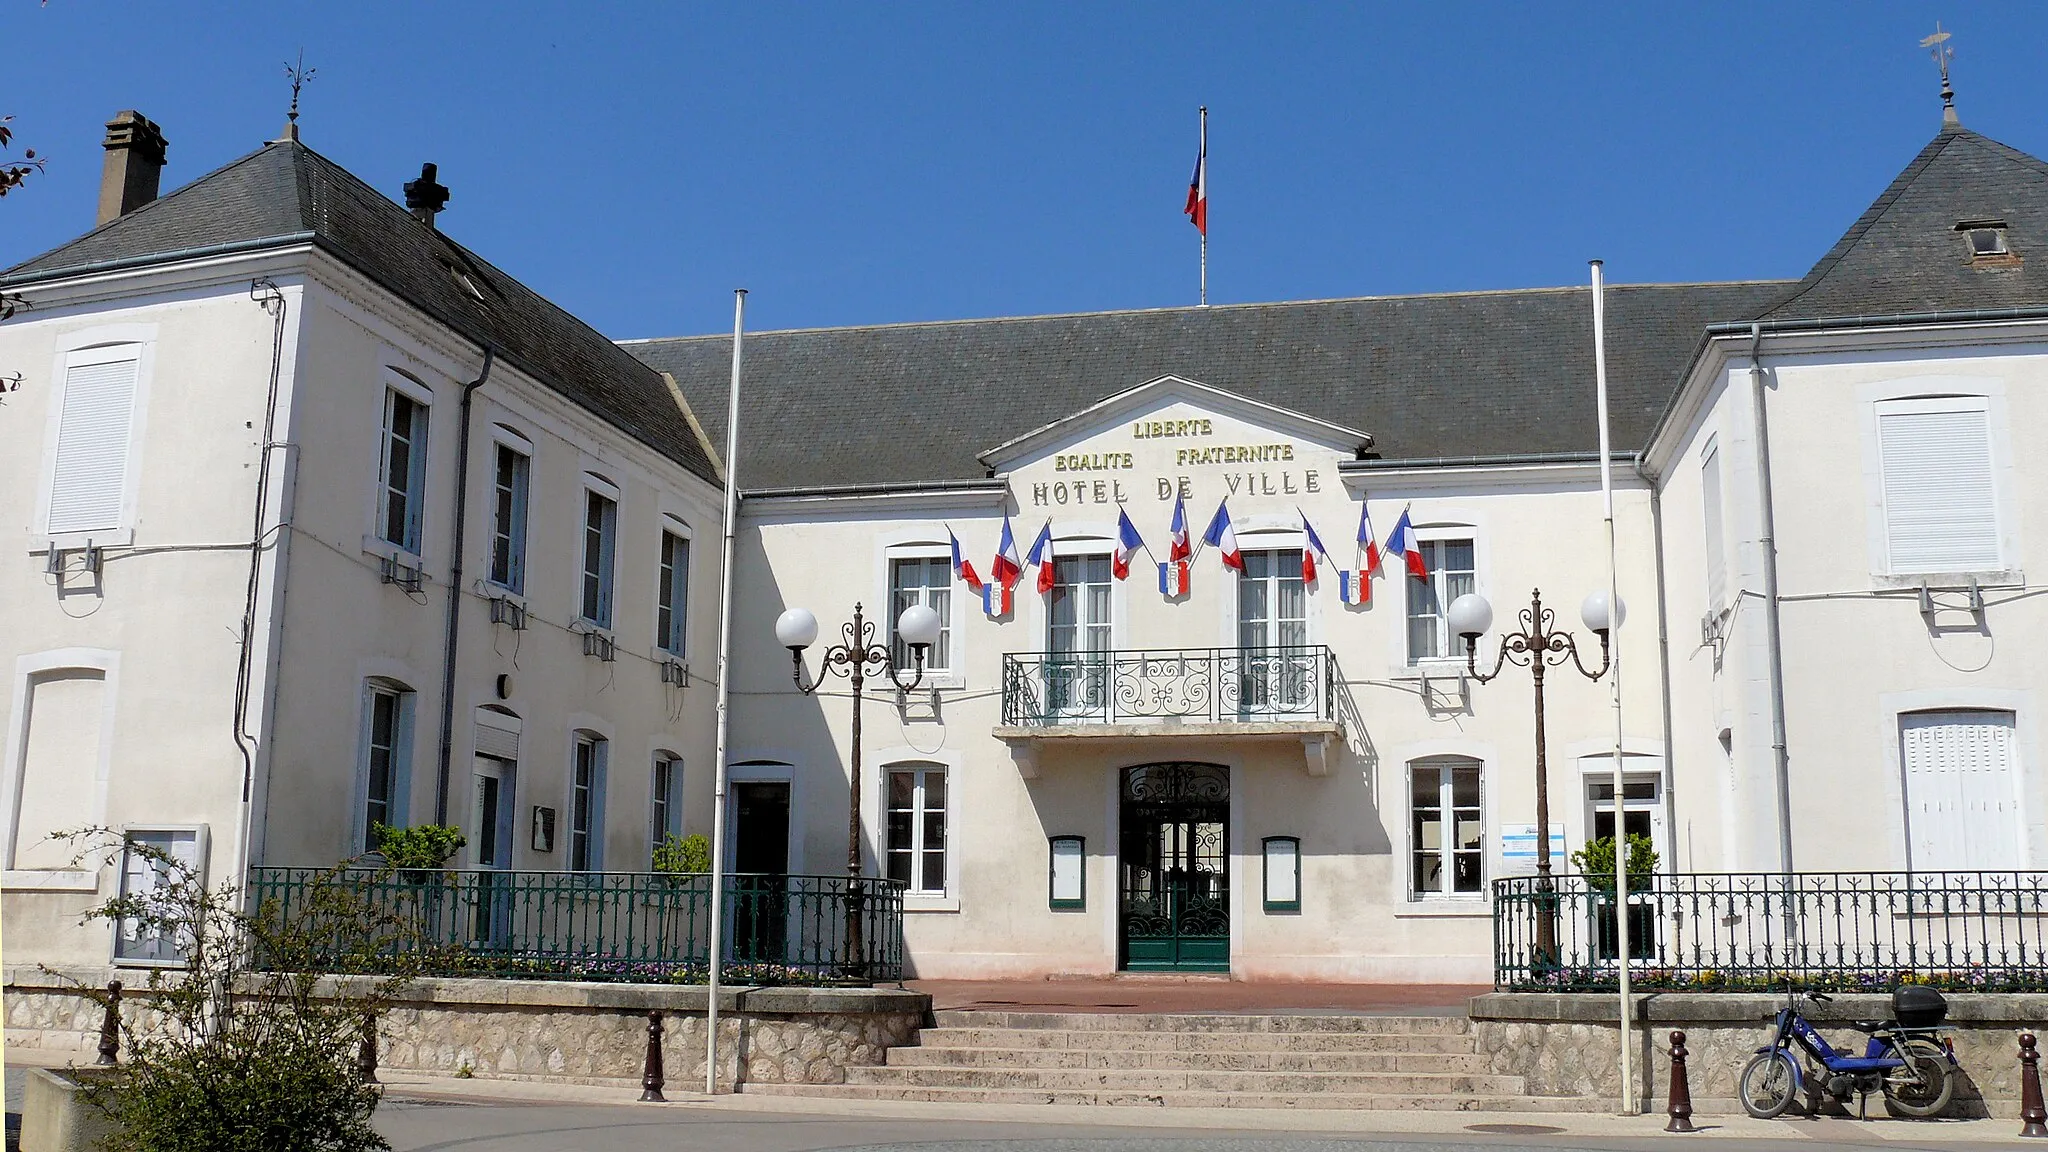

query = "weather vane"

[
  {"left": 284, "top": 50, "right": 316, "bottom": 140},
  {"left": 1920, "top": 23, "right": 1957, "bottom": 124}
]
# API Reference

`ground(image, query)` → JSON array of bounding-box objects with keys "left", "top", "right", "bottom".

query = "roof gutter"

[
  {"left": 0, "top": 232, "right": 318, "bottom": 289},
  {"left": 1339, "top": 450, "right": 1634, "bottom": 471},
  {"left": 743, "top": 477, "right": 1011, "bottom": 500}
]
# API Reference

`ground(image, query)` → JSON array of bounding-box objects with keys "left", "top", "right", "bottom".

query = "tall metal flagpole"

[
  {"left": 1592, "top": 260, "right": 1635, "bottom": 1114},
  {"left": 705, "top": 289, "right": 746, "bottom": 1095},
  {"left": 1198, "top": 106, "right": 1208, "bottom": 307}
]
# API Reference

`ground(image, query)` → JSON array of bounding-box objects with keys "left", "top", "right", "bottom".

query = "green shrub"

[
  {"left": 1570, "top": 832, "right": 1659, "bottom": 892},
  {"left": 372, "top": 823, "right": 466, "bottom": 871},
  {"left": 652, "top": 832, "right": 712, "bottom": 874}
]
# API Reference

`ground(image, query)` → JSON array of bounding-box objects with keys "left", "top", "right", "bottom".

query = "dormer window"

[{"left": 1956, "top": 219, "right": 2014, "bottom": 264}]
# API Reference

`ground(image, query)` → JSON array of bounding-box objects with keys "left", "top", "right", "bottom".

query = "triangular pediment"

[{"left": 978, "top": 375, "right": 1371, "bottom": 473}]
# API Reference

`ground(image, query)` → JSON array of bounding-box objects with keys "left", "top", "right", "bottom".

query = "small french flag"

[
  {"left": 990, "top": 516, "right": 1022, "bottom": 589},
  {"left": 1356, "top": 501, "right": 1383, "bottom": 576},
  {"left": 982, "top": 579, "right": 1014, "bottom": 619},
  {"left": 1158, "top": 559, "right": 1191, "bottom": 597},
  {"left": 949, "top": 528, "right": 983, "bottom": 593},
  {"left": 1168, "top": 496, "right": 1192, "bottom": 563},
  {"left": 1386, "top": 507, "right": 1428, "bottom": 581},
  {"left": 1299, "top": 509, "right": 1329, "bottom": 586},
  {"left": 1113, "top": 509, "right": 1144, "bottom": 581},
  {"left": 1026, "top": 520, "right": 1056, "bottom": 594},
  {"left": 1203, "top": 500, "right": 1242, "bottom": 571}
]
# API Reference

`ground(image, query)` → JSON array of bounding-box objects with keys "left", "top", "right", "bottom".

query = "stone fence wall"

[
  {"left": 4, "top": 966, "right": 927, "bottom": 1091},
  {"left": 1473, "top": 991, "right": 2048, "bottom": 1118}
]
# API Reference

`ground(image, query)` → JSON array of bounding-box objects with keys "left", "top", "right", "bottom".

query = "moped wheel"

[
  {"left": 1740, "top": 1051, "right": 1799, "bottom": 1119},
  {"left": 1883, "top": 1037, "right": 1954, "bottom": 1118}
]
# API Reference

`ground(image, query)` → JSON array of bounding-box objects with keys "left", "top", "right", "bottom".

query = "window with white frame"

[
  {"left": 1874, "top": 396, "right": 2000, "bottom": 574},
  {"left": 1410, "top": 756, "right": 1483, "bottom": 899},
  {"left": 658, "top": 529, "right": 689, "bottom": 656},
  {"left": 886, "top": 765, "right": 947, "bottom": 895},
  {"left": 580, "top": 488, "right": 618, "bottom": 629},
  {"left": 113, "top": 828, "right": 204, "bottom": 965},
  {"left": 360, "top": 682, "right": 414, "bottom": 849},
  {"left": 570, "top": 733, "right": 608, "bottom": 871},
  {"left": 650, "top": 752, "right": 683, "bottom": 860},
  {"left": 1701, "top": 438, "right": 1726, "bottom": 609},
  {"left": 889, "top": 555, "right": 952, "bottom": 672},
  {"left": 46, "top": 346, "right": 142, "bottom": 536},
  {"left": 1405, "top": 537, "right": 1476, "bottom": 662},
  {"left": 488, "top": 443, "right": 530, "bottom": 592},
  {"left": 1901, "top": 709, "right": 2021, "bottom": 871},
  {"left": 378, "top": 387, "right": 429, "bottom": 555},
  {"left": 1047, "top": 553, "right": 1112, "bottom": 714}
]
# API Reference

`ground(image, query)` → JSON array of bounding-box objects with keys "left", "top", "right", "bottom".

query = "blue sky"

[{"left": 6, "top": 3, "right": 2046, "bottom": 339}]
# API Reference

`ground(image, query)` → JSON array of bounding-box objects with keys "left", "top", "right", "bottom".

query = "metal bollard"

[
  {"left": 2021, "top": 1032, "right": 2048, "bottom": 1138},
  {"left": 1665, "top": 1029, "right": 1696, "bottom": 1133},
  {"left": 95, "top": 979, "right": 123, "bottom": 1065},
  {"left": 639, "top": 1011, "right": 666, "bottom": 1102},
  {"left": 357, "top": 1011, "right": 380, "bottom": 1084}
]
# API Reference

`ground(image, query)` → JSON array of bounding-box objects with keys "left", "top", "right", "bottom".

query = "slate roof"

[
  {"left": 1764, "top": 125, "right": 2048, "bottom": 321},
  {"left": 2, "top": 141, "right": 719, "bottom": 485},
  {"left": 627, "top": 282, "right": 1792, "bottom": 491}
]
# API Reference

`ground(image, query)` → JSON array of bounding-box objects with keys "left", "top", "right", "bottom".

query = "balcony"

[{"left": 997, "top": 646, "right": 1346, "bottom": 776}]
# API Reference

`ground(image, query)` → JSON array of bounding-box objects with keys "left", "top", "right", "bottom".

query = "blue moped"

[{"left": 1739, "top": 987, "right": 1958, "bottom": 1119}]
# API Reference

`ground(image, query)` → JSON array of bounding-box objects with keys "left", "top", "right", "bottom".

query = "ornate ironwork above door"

[{"left": 1119, "top": 763, "right": 1229, "bottom": 972}]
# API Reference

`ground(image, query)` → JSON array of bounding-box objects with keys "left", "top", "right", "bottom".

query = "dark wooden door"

[{"left": 731, "top": 782, "right": 790, "bottom": 964}]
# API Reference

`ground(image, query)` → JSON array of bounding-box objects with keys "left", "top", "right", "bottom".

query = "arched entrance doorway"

[{"left": 1119, "top": 763, "right": 1229, "bottom": 972}]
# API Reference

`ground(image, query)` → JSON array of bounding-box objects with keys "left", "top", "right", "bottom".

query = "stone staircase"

[{"left": 742, "top": 1009, "right": 1599, "bottom": 1110}]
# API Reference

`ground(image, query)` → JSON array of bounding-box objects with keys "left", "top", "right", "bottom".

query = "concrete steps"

[{"left": 741, "top": 1008, "right": 1594, "bottom": 1111}]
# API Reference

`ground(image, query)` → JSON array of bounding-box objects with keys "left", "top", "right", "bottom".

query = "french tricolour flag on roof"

[
  {"left": 990, "top": 516, "right": 1023, "bottom": 590},
  {"left": 1203, "top": 500, "right": 1242, "bottom": 571},
  {"left": 1027, "top": 521, "right": 1056, "bottom": 594},
  {"left": 1386, "top": 507, "right": 1428, "bottom": 581},
  {"left": 1114, "top": 509, "right": 1144, "bottom": 581},
  {"left": 949, "top": 528, "right": 983, "bottom": 593}
]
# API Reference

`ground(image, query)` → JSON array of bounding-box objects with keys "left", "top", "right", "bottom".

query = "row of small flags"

[{"left": 948, "top": 497, "right": 1430, "bottom": 619}]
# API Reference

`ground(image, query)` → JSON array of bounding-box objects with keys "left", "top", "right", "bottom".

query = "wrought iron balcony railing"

[
  {"left": 1493, "top": 870, "right": 2048, "bottom": 993},
  {"left": 1001, "top": 645, "right": 1338, "bottom": 727},
  {"left": 247, "top": 867, "right": 905, "bottom": 985}
]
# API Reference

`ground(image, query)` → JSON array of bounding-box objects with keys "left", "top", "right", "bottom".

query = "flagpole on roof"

[
  {"left": 705, "top": 288, "right": 746, "bottom": 1095},
  {"left": 1591, "top": 259, "right": 1636, "bottom": 1115},
  {"left": 1198, "top": 106, "right": 1209, "bottom": 306}
]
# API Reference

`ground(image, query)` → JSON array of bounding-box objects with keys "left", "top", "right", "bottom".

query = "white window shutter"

[
  {"left": 1877, "top": 405, "right": 1999, "bottom": 572},
  {"left": 47, "top": 358, "right": 140, "bottom": 534},
  {"left": 1901, "top": 710, "right": 2020, "bottom": 870}
]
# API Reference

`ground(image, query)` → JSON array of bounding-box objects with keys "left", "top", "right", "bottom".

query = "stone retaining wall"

[
  {"left": 5, "top": 966, "right": 926, "bottom": 1091},
  {"left": 1473, "top": 991, "right": 2048, "bottom": 1118}
]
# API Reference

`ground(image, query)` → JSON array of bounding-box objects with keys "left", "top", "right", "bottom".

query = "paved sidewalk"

[{"left": 905, "top": 979, "right": 1488, "bottom": 1016}]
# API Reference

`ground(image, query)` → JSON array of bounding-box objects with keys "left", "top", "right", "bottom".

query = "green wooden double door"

[{"left": 1118, "top": 763, "right": 1230, "bottom": 972}]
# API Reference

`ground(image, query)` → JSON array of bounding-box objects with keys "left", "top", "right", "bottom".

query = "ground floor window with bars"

[
  {"left": 886, "top": 765, "right": 947, "bottom": 895},
  {"left": 1410, "top": 756, "right": 1483, "bottom": 899}
]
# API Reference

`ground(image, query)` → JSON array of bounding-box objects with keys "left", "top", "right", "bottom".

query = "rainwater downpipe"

[
  {"left": 1747, "top": 323, "right": 1795, "bottom": 876},
  {"left": 434, "top": 347, "right": 496, "bottom": 826},
  {"left": 1642, "top": 472, "right": 1681, "bottom": 874}
]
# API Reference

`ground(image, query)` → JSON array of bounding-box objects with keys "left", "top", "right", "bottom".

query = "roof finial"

[
  {"left": 1920, "top": 23, "right": 1958, "bottom": 128},
  {"left": 280, "top": 50, "right": 316, "bottom": 143}
]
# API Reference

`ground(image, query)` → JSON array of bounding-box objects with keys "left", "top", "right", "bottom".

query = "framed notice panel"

[
  {"left": 1262, "top": 836, "right": 1301, "bottom": 913},
  {"left": 1048, "top": 836, "right": 1085, "bottom": 910}
]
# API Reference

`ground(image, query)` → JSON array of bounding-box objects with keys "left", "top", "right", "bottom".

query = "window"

[
  {"left": 488, "top": 444, "right": 529, "bottom": 592},
  {"left": 1047, "top": 554, "right": 1112, "bottom": 714},
  {"left": 650, "top": 753, "right": 683, "bottom": 859},
  {"left": 378, "top": 387, "right": 429, "bottom": 555},
  {"left": 46, "top": 347, "right": 141, "bottom": 536},
  {"left": 1901, "top": 710, "right": 2021, "bottom": 871},
  {"left": 580, "top": 489, "right": 618, "bottom": 628},
  {"left": 113, "top": 828, "right": 204, "bottom": 965},
  {"left": 359, "top": 682, "right": 414, "bottom": 850},
  {"left": 1957, "top": 219, "right": 2011, "bottom": 259},
  {"left": 1239, "top": 549, "right": 1310, "bottom": 713},
  {"left": 886, "top": 765, "right": 946, "bottom": 896},
  {"left": 570, "top": 734, "right": 608, "bottom": 871},
  {"left": 1875, "top": 397, "right": 1999, "bottom": 574},
  {"left": 889, "top": 556, "right": 952, "bottom": 672},
  {"left": 1701, "top": 439, "right": 1726, "bottom": 609},
  {"left": 1405, "top": 538, "right": 1476, "bottom": 662},
  {"left": 1410, "top": 757, "right": 1483, "bottom": 899},
  {"left": 658, "top": 530, "right": 690, "bottom": 656}
]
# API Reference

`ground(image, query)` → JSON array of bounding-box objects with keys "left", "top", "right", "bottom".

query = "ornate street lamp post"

[
  {"left": 776, "top": 601, "right": 941, "bottom": 976},
  {"left": 1447, "top": 587, "right": 1623, "bottom": 967}
]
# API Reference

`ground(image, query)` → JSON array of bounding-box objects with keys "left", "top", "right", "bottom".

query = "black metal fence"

[
  {"left": 1494, "top": 871, "right": 2048, "bottom": 992},
  {"left": 1001, "top": 645, "right": 1338, "bottom": 726},
  {"left": 247, "top": 868, "right": 906, "bottom": 984}
]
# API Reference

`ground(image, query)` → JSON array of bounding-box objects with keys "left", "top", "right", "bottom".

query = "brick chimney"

[{"left": 98, "top": 111, "right": 168, "bottom": 226}]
